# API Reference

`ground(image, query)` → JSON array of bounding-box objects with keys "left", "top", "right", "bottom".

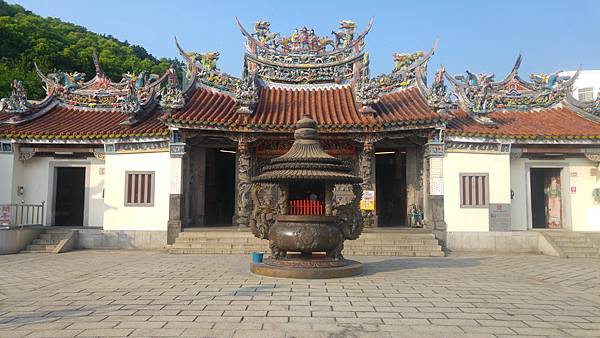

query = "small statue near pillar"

[{"left": 408, "top": 204, "right": 424, "bottom": 228}]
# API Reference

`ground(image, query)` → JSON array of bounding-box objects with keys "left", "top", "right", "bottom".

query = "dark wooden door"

[{"left": 54, "top": 167, "right": 85, "bottom": 226}]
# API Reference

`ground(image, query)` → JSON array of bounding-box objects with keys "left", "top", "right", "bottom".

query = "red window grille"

[
  {"left": 289, "top": 199, "right": 324, "bottom": 215},
  {"left": 460, "top": 173, "right": 489, "bottom": 208},
  {"left": 125, "top": 172, "right": 154, "bottom": 206}
]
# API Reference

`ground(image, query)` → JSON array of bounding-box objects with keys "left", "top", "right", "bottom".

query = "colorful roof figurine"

[
  {"left": 444, "top": 55, "right": 600, "bottom": 140},
  {"left": 445, "top": 55, "right": 580, "bottom": 126},
  {"left": 169, "top": 20, "right": 444, "bottom": 133}
]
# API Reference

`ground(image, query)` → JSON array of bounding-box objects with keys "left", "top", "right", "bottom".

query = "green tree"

[{"left": 0, "top": 1, "right": 182, "bottom": 100}]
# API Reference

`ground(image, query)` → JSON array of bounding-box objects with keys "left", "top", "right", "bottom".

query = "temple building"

[{"left": 1, "top": 20, "right": 600, "bottom": 254}]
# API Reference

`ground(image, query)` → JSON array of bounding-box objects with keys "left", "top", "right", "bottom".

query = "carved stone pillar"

[
  {"left": 405, "top": 146, "right": 419, "bottom": 224},
  {"left": 235, "top": 139, "right": 253, "bottom": 227},
  {"left": 167, "top": 141, "right": 186, "bottom": 244},
  {"left": 424, "top": 140, "right": 446, "bottom": 249},
  {"left": 358, "top": 140, "right": 376, "bottom": 227}
]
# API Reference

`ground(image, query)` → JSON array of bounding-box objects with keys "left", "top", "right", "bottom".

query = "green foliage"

[{"left": 0, "top": 0, "right": 181, "bottom": 99}]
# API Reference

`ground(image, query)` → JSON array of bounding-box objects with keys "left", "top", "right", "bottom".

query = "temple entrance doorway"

[
  {"left": 375, "top": 149, "right": 407, "bottom": 227},
  {"left": 204, "top": 148, "right": 236, "bottom": 226},
  {"left": 530, "top": 168, "right": 563, "bottom": 229},
  {"left": 54, "top": 167, "right": 85, "bottom": 226}
]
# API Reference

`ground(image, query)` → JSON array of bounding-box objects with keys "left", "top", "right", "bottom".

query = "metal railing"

[{"left": 0, "top": 202, "right": 45, "bottom": 226}]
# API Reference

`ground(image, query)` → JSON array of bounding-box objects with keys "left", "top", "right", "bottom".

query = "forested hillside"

[{"left": 0, "top": 1, "right": 179, "bottom": 99}]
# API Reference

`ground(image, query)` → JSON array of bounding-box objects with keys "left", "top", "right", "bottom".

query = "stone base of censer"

[{"left": 251, "top": 254, "right": 363, "bottom": 279}]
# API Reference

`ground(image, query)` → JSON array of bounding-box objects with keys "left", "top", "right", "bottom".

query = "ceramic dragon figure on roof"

[
  {"left": 393, "top": 51, "right": 425, "bottom": 72},
  {"left": 331, "top": 20, "right": 357, "bottom": 49},
  {"left": 160, "top": 67, "right": 185, "bottom": 110},
  {"left": 0, "top": 79, "right": 29, "bottom": 114}
]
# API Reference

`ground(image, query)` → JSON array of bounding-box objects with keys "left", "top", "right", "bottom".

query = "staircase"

[
  {"left": 541, "top": 231, "right": 600, "bottom": 258},
  {"left": 169, "top": 228, "right": 445, "bottom": 257},
  {"left": 21, "top": 228, "right": 75, "bottom": 253}
]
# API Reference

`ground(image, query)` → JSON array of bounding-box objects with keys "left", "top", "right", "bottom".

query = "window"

[
  {"left": 0, "top": 142, "right": 12, "bottom": 153},
  {"left": 460, "top": 173, "right": 489, "bottom": 208},
  {"left": 125, "top": 171, "right": 154, "bottom": 206},
  {"left": 578, "top": 87, "right": 594, "bottom": 102}
]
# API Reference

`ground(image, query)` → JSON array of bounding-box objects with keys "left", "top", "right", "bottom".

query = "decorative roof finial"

[
  {"left": 234, "top": 71, "right": 259, "bottom": 116},
  {"left": 92, "top": 50, "right": 103, "bottom": 76},
  {"left": 0, "top": 79, "right": 29, "bottom": 114},
  {"left": 160, "top": 67, "right": 185, "bottom": 110}
]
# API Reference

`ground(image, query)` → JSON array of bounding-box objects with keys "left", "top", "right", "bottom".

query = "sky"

[{"left": 9, "top": 0, "right": 600, "bottom": 79}]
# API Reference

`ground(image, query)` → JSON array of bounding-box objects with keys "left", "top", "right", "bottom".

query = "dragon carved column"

[
  {"left": 356, "top": 135, "right": 382, "bottom": 227},
  {"left": 234, "top": 135, "right": 256, "bottom": 227}
]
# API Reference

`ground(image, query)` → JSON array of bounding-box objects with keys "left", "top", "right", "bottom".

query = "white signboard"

[
  {"left": 430, "top": 177, "right": 444, "bottom": 195},
  {"left": 429, "top": 157, "right": 444, "bottom": 195},
  {"left": 170, "top": 176, "right": 181, "bottom": 194}
]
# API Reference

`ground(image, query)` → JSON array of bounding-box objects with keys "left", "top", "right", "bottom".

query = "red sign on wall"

[{"left": 570, "top": 186, "right": 576, "bottom": 193}]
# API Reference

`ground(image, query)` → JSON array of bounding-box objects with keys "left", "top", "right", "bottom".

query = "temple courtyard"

[{"left": 0, "top": 251, "right": 599, "bottom": 337}]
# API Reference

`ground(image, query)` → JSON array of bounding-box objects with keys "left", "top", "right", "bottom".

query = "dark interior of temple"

[
  {"left": 375, "top": 151, "right": 407, "bottom": 226},
  {"left": 204, "top": 148, "right": 236, "bottom": 226},
  {"left": 54, "top": 167, "right": 85, "bottom": 226}
]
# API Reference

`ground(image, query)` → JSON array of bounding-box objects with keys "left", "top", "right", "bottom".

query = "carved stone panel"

[{"left": 489, "top": 203, "right": 511, "bottom": 232}]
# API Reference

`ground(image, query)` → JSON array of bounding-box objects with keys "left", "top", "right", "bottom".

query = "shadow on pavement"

[{"left": 361, "top": 256, "right": 489, "bottom": 276}]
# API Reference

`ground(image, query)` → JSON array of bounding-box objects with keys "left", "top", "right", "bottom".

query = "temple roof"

[
  {"left": 447, "top": 106, "right": 600, "bottom": 140},
  {"left": 0, "top": 108, "right": 168, "bottom": 140},
  {"left": 165, "top": 84, "right": 444, "bottom": 132}
]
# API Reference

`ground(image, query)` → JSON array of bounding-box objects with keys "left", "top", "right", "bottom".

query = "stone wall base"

[
  {"left": 77, "top": 229, "right": 168, "bottom": 250},
  {"left": 447, "top": 231, "right": 559, "bottom": 256},
  {"left": 0, "top": 227, "right": 45, "bottom": 254}
]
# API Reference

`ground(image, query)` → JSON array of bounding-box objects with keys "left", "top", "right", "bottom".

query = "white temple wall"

[
  {"left": 511, "top": 156, "right": 600, "bottom": 232},
  {"left": 569, "top": 158, "right": 600, "bottom": 231},
  {"left": 13, "top": 156, "right": 104, "bottom": 227},
  {"left": 0, "top": 153, "right": 16, "bottom": 204},
  {"left": 443, "top": 152, "right": 511, "bottom": 232},
  {"left": 103, "top": 151, "right": 170, "bottom": 231}
]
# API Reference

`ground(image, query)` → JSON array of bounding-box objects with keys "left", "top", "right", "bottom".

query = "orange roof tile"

[
  {"left": 0, "top": 106, "right": 168, "bottom": 140},
  {"left": 447, "top": 107, "right": 600, "bottom": 139},
  {"left": 169, "top": 85, "right": 442, "bottom": 130}
]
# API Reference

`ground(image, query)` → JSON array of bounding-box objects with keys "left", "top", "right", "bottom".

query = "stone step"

[
  {"left": 172, "top": 229, "right": 444, "bottom": 257},
  {"left": 169, "top": 248, "right": 446, "bottom": 257},
  {"left": 171, "top": 242, "right": 442, "bottom": 251},
  {"left": 552, "top": 237, "right": 590, "bottom": 243},
  {"left": 20, "top": 249, "right": 55, "bottom": 253},
  {"left": 562, "top": 248, "right": 600, "bottom": 254},
  {"left": 40, "top": 234, "right": 70, "bottom": 240},
  {"left": 44, "top": 229, "right": 75, "bottom": 234},
  {"left": 178, "top": 231, "right": 435, "bottom": 239},
  {"left": 541, "top": 232, "right": 600, "bottom": 259},
  {"left": 32, "top": 238, "right": 61, "bottom": 245},
  {"left": 25, "top": 244, "right": 57, "bottom": 251},
  {"left": 560, "top": 242, "right": 594, "bottom": 249},
  {"left": 343, "top": 251, "right": 446, "bottom": 257},
  {"left": 175, "top": 238, "right": 439, "bottom": 246}
]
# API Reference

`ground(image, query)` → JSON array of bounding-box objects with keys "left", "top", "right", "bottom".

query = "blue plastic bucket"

[{"left": 251, "top": 252, "right": 264, "bottom": 263}]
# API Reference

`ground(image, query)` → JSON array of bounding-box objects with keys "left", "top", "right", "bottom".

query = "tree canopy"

[{"left": 0, "top": 1, "right": 180, "bottom": 99}]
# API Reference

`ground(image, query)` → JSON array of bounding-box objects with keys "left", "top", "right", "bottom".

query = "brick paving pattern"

[{"left": 1, "top": 251, "right": 599, "bottom": 337}]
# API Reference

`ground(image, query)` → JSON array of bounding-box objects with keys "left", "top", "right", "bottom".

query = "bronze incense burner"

[{"left": 250, "top": 115, "right": 364, "bottom": 278}]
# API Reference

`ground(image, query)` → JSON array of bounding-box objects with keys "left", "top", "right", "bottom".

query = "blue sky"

[{"left": 10, "top": 0, "right": 600, "bottom": 79}]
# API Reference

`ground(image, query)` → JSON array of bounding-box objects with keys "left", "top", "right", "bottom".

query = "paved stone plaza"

[{"left": 1, "top": 251, "right": 600, "bottom": 337}]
